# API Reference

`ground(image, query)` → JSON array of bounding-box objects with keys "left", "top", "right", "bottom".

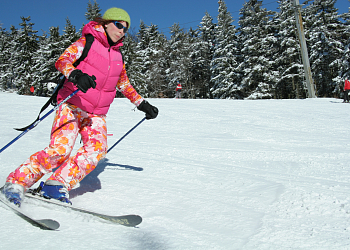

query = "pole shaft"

[
  {"left": 0, "top": 89, "right": 79, "bottom": 154},
  {"left": 293, "top": 0, "right": 316, "bottom": 98},
  {"left": 107, "top": 117, "right": 146, "bottom": 153}
]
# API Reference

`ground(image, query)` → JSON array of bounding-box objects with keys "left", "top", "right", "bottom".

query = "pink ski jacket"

[{"left": 55, "top": 21, "right": 143, "bottom": 115}]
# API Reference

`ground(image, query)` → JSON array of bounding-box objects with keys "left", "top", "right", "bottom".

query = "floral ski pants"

[{"left": 6, "top": 103, "right": 107, "bottom": 191}]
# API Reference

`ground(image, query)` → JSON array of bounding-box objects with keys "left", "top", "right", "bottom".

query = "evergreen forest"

[{"left": 0, "top": 0, "right": 349, "bottom": 99}]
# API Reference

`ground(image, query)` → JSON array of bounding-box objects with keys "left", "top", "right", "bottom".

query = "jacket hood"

[{"left": 82, "top": 21, "right": 123, "bottom": 50}]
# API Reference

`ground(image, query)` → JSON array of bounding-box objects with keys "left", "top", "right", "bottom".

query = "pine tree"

[
  {"left": 12, "top": 16, "right": 39, "bottom": 95},
  {"left": 121, "top": 27, "right": 138, "bottom": 72},
  {"left": 167, "top": 23, "right": 191, "bottom": 98},
  {"left": 119, "top": 27, "right": 139, "bottom": 98},
  {"left": 306, "top": 0, "right": 345, "bottom": 97},
  {"left": 274, "top": 0, "right": 307, "bottom": 99},
  {"left": 340, "top": 4, "right": 350, "bottom": 81},
  {"left": 129, "top": 21, "right": 149, "bottom": 97},
  {"left": 5, "top": 26, "right": 20, "bottom": 91},
  {"left": 187, "top": 27, "right": 204, "bottom": 98},
  {"left": 85, "top": 0, "right": 102, "bottom": 22},
  {"left": 197, "top": 12, "right": 216, "bottom": 98},
  {"left": 210, "top": 0, "right": 240, "bottom": 99},
  {"left": 238, "top": 0, "right": 277, "bottom": 99},
  {"left": 265, "top": 12, "right": 283, "bottom": 99},
  {"left": 0, "top": 26, "right": 14, "bottom": 90},
  {"left": 32, "top": 26, "right": 63, "bottom": 96},
  {"left": 129, "top": 22, "right": 169, "bottom": 97},
  {"left": 145, "top": 24, "right": 168, "bottom": 98},
  {"left": 62, "top": 17, "right": 80, "bottom": 49}
]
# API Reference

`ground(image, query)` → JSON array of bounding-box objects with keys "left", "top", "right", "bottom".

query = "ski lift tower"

[{"left": 293, "top": 0, "right": 316, "bottom": 98}]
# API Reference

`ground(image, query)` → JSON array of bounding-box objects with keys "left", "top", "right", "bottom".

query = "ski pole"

[
  {"left": 107, "top": 117, "right": 146, "bottom": 154},
  {"left": 0, "top": 89, "right": 80, "bottom": 154}
]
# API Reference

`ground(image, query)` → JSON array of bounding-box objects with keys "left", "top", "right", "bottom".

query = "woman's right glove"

[
  {"left": 68, "top": 69, "right": 96, "bottom": 93},
  {"left": 137, "top": 100, "right": 159, "bottom": 119}
]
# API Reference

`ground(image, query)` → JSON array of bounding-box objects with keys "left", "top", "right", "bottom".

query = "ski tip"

[
  {"left": 37, "top": 219, "right": 60, "bottom": 230},
  {"left": 126, "top": 215, "right": 143, "bottom": 227},
  {"left": 135, "top": 215, "right": 143, "bottom": 226},
  {"left": 110, "top": 214, "right": 142, "bottom": 227}
]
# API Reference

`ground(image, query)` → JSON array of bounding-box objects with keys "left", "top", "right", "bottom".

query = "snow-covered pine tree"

[
  {"left": 62, "top": 17, "right": 80, "bottom": 50},
  {"left": 274, "top": 0, "right": 307, "bottom": 99},
  {"left": 238, "top": 0, "right": 277, "bottom": 99},
  {"left": 0, "top": 26, "right": 15, "bottom": 91},
  {"left": 196, "top": 12, "right": 216, "bottom": 98},
  {"left": 85, "top": 0, "right": 102, "bottom": 22},
  {"left": 128, "top": 21, "right": 150, "bottom": 97},
  {"left": 122, "top": 27, "right": 138, "bottom": 71},
  {"left": 167, "top": 23, "right": 191, "bottom": 98},
  {"left": 187, "top": 27, "right": 205, "bottom": 98},
  {"left": 127, "top": 22, "right": 168, "bottom": 98},
  {"left": 339, "top": 4, "right": 350, "bottom": 81},
  {"left": 210, "top": 0, "right": 240, "bottom": 99},
  {"left": 144, "top": 24, "right": 168, "bottom": 98},
  {"left": 305, "top": 0, "right": 344, "bottom": 97},
  {"left": 12, "top": 16, "right": 39, "bottom": 95},
  {"left": 263, "top": 11, "right": 283, "bottom": 99},
  {"left": 32, "top": 26, "right": 63, "bottom": 96},
  {"left": 120, "top": 27, "right": 138, "bottom": 78},
  {"left": 4, "top": 26, "right": 20, "bottom": 91},
  {"left": 119, "top": 26, "right": 144, "bottom": 99}
]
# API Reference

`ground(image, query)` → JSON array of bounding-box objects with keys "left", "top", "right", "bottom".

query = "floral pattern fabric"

[{"left": 6, "top": 103, "right": 107, "bottom": 191}]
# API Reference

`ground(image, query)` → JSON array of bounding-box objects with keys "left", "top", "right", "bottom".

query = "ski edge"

[
  {"left": 0, "top": 196, "right": 60, "bottom": 230},
  {"left": 25, "top": 192, "right": 142, "bottom": 227}
]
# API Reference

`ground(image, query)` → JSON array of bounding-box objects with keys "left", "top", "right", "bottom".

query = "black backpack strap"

[
  {"left": 120, "top": 49, "right": 124, "bottom": 65},
  {"left": 15, "top": 34, "right": 95, "bottom": 132},
  {"left": 73, "top": 34, "right": 94, "bottom": 67}
]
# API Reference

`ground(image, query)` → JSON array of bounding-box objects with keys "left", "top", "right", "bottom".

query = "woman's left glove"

[{"left": 137, "top": 100, "right": 158, "bottom": 119}]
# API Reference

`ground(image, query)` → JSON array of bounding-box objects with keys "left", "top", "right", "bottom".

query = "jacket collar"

[{"left": 82, "top": 21, "right": 123, "bottom": 50}]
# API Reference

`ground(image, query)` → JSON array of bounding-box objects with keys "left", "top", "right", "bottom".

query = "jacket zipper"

[{"left": 94, "top": 46, "right": 112, "bottom": 113}]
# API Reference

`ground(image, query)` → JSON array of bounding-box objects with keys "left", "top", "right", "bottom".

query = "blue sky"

[{"left": 0, "top": 0, "right": 349, "bottom": 37}]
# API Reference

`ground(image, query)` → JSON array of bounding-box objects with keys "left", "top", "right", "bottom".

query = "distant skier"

[
  {"left": 343, "top": 79, "right": 350, "bottom": 103},
  {"left": 1, "top": 7, "right": 158, "bottom": 206},
  {"left": 175, "top": 82, "right": 182, "bottom": 99}
]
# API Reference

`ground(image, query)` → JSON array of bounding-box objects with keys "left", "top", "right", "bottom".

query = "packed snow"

[{"left": 0, "top": 92, "right": 350, "bottom": 249}]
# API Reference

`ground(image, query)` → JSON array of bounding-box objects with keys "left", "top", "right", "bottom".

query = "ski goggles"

[{"left": 112, "top": 21, "right": 128, "bottom": 33}]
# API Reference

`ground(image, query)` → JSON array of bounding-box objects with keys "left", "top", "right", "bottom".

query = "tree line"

[{"left": 0, "top": 0, "right": 349, "bottom": 99}]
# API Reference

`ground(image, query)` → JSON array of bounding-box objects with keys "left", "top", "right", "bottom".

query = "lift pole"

[{"left": 293, "top": 0, "right": 316, "bottom": 98}]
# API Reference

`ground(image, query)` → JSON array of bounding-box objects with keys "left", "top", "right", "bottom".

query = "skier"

[
  {"left": 343, "top": 79, "right": 350, "bottom": 103},
  {"left": 1, "top": 7, "right": 158, "bottom": 206},
  {"left": 175, "top": 82, "right": 182, "bottom": 99}
]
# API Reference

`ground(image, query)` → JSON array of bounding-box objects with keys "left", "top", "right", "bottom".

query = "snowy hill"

[{"left": 1, "top": 92, "right": 350, "bottom": 250}]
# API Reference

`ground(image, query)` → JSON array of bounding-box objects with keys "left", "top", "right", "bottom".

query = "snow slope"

[{"left": 0, "top": 92, "right": 350, "bottom": 250}]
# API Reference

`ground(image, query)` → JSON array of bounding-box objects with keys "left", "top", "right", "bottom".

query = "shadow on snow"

[{"left": 69, "top": 158, "right": 143, "bottom": 198}]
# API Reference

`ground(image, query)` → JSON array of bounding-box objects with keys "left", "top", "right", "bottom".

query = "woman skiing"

[{"left": 1, "top": 7, "right": 158, "bottom": 206}]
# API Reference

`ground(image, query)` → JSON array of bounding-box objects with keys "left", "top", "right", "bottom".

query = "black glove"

[
  {"left": 137, "top": 100, "right": 158, "bottom": 119},
  {"left": 68, "top": 69, "right": 96, "bottom": 93}
]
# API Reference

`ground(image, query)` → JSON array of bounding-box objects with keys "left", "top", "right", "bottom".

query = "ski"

[
  {"left": 0, "top": 195, "right": 60, "bottom": 230},
  {"left": 25, "top": 191, "right": 142, "bottom": 227}
]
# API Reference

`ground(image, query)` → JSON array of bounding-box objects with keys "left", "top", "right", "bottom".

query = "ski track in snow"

[{"left": 0, "top": 92, "right": 350, "bottom": 249}]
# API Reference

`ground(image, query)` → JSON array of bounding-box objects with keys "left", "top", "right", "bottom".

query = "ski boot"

[
  {"left": 1, "top": 182, "right": 24, "bottom": 207},
  {"left": 39, "top": 180, "right": 72, "bottom": 205}
]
